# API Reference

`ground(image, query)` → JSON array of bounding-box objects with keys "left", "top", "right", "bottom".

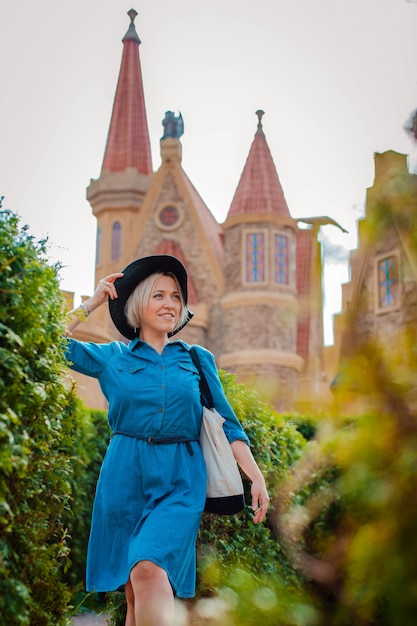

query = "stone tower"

[
  {"left": 220, "top": 111, "right": 303, "bottom": 408},
  {"left": 86, "top": 9, "right": 153, "bottom": 342},
  {"left": 82, "top": 9, "right": 226, "bottom": 352}
]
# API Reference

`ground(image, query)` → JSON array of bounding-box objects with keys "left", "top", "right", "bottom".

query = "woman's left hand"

[
  {"left": 251, "top": 477, "right": 270, "bottom": 524},
  {"left": 230, "top": 440, "right": 270, "bottom": 524}
]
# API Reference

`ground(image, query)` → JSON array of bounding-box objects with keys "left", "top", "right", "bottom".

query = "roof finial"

[
  {"left": 256, "top": 109, "right": 265, "bottom": 130},
  {"left": 123, "top": 8, "right": 140, "bottom": 43},
  {"left": 127, "top": 8, "right": 138, "bottom": 23}
]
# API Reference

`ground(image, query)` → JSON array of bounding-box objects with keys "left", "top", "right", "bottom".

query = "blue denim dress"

[{"left": 65, "top": 338, "right": 249, "bottom": 597}]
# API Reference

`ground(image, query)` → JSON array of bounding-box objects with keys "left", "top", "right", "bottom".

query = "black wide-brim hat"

[{"left": 108, "top": 255, "right": 193, "bottom": 340}]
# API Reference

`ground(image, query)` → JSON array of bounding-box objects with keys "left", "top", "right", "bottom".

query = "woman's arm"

[
  {"left": 231, "top": 439, "right": 270, "bottom": 524},
  {"left": 65, "top": 272, "right": 123, "bottom": 335}
]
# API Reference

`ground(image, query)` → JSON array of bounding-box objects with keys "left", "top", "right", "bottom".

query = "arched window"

[
  {"left": 245, "top": 232, "right": 266, "bottom": 283},
  {"left": 378, "top": 255, "right": 399, "bottom": 309},
  {"left": 95, "top": 227, "right": 102, "bottom": 266},
  {"left": 111, "top": 222, "right": 122, "bottom": 261},
  {"left": 273, "top": 233, "right": 289, "bottom": 285}
]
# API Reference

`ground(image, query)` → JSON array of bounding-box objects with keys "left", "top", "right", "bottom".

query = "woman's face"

[{"left": 139, "top": 274, "right": 182, "bottom": 338}]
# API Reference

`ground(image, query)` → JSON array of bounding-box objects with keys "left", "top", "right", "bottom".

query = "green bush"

[
  {"left": 61, "top": 403, "right": 109, "bottom": 614},
  {"left": 198, "top": 370, "right": 308, "bottom": 584},
  {"left": 0, "top": 207, "right": 77, "bottom": 624}
]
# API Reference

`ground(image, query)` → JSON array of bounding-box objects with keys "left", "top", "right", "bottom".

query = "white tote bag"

[
  {"left": 200, "top": 405, "right": 245, "bottom": 514},
  {"left": 190, "top": 347, "right": 245, "bottom": 515}
]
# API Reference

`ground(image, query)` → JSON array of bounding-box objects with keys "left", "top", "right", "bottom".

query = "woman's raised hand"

[
  {"left": 65, "top": 273, "right": 124, "bottom": 335},
  {"left": 89, "top": 273, "right": 124, "bottom": 310}
]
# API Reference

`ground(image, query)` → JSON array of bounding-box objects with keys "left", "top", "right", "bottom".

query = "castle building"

[
  {"left": 69, "top": 10, "right": 329, "bottom": 411},
  {"left": 329, "top": 149, "right": 417, "bottom": 394}
]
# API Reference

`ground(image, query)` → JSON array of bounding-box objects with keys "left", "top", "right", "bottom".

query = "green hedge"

[
  {"left": 0, "top": 208, "right": 76, "bottom": 625},
  {"left": 61, "top": 403, "right": 109, "bottom": 614}
]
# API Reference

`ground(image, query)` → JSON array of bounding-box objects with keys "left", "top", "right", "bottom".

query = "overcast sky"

[{"left": 1, "top": 0, "right": 416, "bottom": 344}]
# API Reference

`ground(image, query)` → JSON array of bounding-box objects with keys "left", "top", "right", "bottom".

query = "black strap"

[{"left": 189, "top": 346, "right": 214, "bottom": 409}]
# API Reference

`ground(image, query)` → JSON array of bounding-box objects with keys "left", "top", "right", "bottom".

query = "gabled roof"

[
  {"left": 101, "top": 9, "right": 152, "bottom": 175},
  {"left": 182, "top": 172, "right": 224, "bottom": 264},
  {"left": 226, "top": 111, "right": 290, "bottom": 219},
  {"left": 130, "top": 137, "right": 225, "bottom": 294}
]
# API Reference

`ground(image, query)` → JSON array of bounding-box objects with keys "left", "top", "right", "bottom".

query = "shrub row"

[{"left": 0, "top": 208, "right": 75, "bottom": 625}]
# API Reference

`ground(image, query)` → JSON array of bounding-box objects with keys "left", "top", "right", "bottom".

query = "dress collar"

[{"left": 128, "top": 338, "right": 191, "bottom": 353}]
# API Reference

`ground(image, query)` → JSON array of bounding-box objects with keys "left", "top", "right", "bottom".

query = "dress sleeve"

[
  {"left": 194, "top": 346, "right": 250, "bottom": 447},
  {"left": 64, "top": 338, "right": 119, "bottom": 379}
]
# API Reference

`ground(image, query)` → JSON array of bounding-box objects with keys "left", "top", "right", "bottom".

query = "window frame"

[
  {"left": 242, "top": 228, "right": 269, "bottom": 286},
  {"left": 272, "top": 230, "right": 291, "bottom": 287},
  {"left": 111, "top": 221, "right": 122, "bottom": 261},
  {"left": 375, "top": 250, "right": 401, "bottom": 313}
]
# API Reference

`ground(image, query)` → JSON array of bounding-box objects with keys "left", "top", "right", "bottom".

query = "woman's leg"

[
  {"left": 129, "top": 560, "right": 175, "bottom": 626},
  {"left": 125, "top": 580, "right": 136, "bottom": 626}
]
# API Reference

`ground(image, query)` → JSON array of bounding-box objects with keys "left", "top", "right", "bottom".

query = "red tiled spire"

[
  {"left": 101, "top": 9, "right": 152, "bottom": 174},
  {"left": 227, "top": 111, "right": 290, "bottom": 218}
]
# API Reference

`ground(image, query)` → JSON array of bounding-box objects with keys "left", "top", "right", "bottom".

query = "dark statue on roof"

[{"left": 161, "top": 111, "right": 184, "bottom": 139}]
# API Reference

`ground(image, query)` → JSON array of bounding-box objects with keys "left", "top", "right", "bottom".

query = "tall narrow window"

[
  {"left": 111, "top": 222, "right": 122, "bottom": 261},
  {"left": 274, "top": 233, "right": 289, "bottom": 284},
  {"left": 95, "top": 227, "right": 102, "bottom": 266},
  {"left": 378, "top": 255, "right": 399, "bottom": 309},
  {"left": 246, "top": 233, "right": 265, "bottom": 282}
]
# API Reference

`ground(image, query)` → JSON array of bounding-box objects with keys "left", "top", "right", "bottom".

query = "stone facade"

[{"left": 331, "top": 150, "right": 417, "bottom": 384}]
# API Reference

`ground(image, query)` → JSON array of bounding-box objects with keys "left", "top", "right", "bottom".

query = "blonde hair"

[{"left": 125, "top": 272, "right": 188, "bottom": 334}]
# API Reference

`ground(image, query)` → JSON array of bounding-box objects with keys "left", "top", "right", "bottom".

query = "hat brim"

[{"left": 108, "top": 255, "right": 193, "bottom": 340}]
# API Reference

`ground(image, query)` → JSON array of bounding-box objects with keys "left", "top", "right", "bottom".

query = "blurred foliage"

[
  {"left": 272, "top": 159, "right": 417, "bottom": 626},
  {"left": 283, "top": 413, "right": 318, "bottom": 441},
  {"left": 272, "top": 331, "right": 417, "bottom": 625},
  {"left": 0, "top": 207, "right": 76, "bottom": 624}
]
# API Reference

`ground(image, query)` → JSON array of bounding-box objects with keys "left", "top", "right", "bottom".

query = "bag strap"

[{"left": 189, "top": 346, "right": 214, "bottom": 409}]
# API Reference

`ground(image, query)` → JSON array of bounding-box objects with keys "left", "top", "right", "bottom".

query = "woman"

[{"left": 65, "top": 255, "right": 269, "bottom": 626}]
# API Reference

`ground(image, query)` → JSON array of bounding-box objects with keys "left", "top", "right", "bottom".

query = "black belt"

[{"left": 111, "top": 431, "right": 197, "bottom": 455}]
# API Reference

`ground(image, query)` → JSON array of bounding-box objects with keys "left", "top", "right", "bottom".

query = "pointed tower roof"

[
  {"left": 101, "top": 9, "right": 152, "bottom": 175},
  {"left": 227, "top": 111, "right": 290, "bottom": 219}
]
